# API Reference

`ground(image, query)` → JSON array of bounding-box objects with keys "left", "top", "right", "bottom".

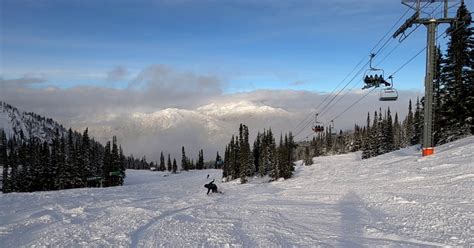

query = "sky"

[
  {"left": 2, "top": 0, "right": 471, "bottom": 92},
  {"left": 0, "top": 0, "right": 472, "bottom": 160}
]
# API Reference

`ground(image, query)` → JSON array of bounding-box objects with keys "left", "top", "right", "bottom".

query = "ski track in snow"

[{"left": 1, "top": 137, "right": 473, "bottom": 247}]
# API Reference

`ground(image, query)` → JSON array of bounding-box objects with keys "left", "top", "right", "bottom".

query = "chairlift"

[
  {"left": 312, "top": 113, "right": 324, "bottom": 133},
  {"left": 328, "top": 120, "right": 337, "bottom": 136},
  {"left": 379, "top": 76, "right": 399, "bottom": 101},
  {"left": 362, "top": 53, "right": 391, "bottom": 90}
]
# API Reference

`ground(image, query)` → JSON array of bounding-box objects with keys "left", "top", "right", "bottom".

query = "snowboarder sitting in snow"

[{"left": 204, "top": 179, "right": 220, "bottom": 195}]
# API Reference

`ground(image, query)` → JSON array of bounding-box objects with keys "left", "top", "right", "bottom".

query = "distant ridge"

[{"left": 0, "top": 101, "right": 66, "bottom": 143}]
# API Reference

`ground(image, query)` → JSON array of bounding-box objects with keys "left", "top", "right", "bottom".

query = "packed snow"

[{"left": 0, "top": 137, "right": 473, "bottom": 247}]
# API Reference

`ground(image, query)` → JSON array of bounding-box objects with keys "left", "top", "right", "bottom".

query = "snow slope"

[{"left": 0, "top": 137, "right": 473, "bottom": 247}]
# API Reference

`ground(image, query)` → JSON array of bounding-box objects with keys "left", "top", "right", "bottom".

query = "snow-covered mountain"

[
  {"left": 0, "top": 101, "right": 66, "bottom": 143},
  {"left": 0, "top": 136, "right": 472, "bottom": 246},
  {"left": 81, "top": 101, "right": 295, "bottom": 160},
  {"left": 197, "top": 100, "right": 289, "bottom": 118}
]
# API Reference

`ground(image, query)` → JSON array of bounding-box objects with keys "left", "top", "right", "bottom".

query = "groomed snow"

[{"left": 0, "top": 137, "right": 473, "bottom": 247}]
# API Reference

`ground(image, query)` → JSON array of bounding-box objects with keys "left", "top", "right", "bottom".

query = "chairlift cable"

[
  {"left": 389, "top": 29, "right": 448, "bottom": 78},
  {"left": 293, "top": 1, "right": 432, "bottom": 138},
  {"left": 293, "top": 2, "right": 419, "bottom": 132},
  {"left": 326, "top": 87, "right": 378, "bottom": 125},
  {"left": 325, "top": 29, "right": 450, "bottom": 127},
  {"left": 316, "top": 2, "right": 432, "bottom": 119},
  {"left": 316, "top": 61, "right": 370, "bottom": 119}
]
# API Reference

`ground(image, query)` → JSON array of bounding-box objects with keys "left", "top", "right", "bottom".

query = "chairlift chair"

[
  {"left": 379, "top": 76, "right": 399, "bottom": 101},
  {"left": 362, "top": 54, "right": 386, "bottom": 89},
  {"left": 362, "top": 53, "right": 391, "bottom": 90},
  {"left": 312, "top": 113, "right": 324, "bottom": 133},
  {"left": 312, "top": 125, "right": 324, "bottom": 133}
]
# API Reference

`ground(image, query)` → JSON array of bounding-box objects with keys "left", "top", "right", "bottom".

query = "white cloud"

[{"left": 0, "top": 66, "right": 421, "bottom": 161}]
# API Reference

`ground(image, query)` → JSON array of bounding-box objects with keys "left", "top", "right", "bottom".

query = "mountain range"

[{"left": 0, "top": 100, "right": 295, "bottom": 161}]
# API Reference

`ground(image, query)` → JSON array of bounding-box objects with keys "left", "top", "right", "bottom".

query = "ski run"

[{"left": 1, "top": 136, "right": 473, "bottom": 247}]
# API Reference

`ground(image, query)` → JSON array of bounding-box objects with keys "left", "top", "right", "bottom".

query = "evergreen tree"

[
  {"left": 159, "top": 152, "right": 166, "bottom": 171},
  {"left": 438, "top": 2, "right": 474, "bottom": 143},
  {"left": 433, "top": 45, "right": 444, "bottom": 145},
  {"left": 36, "top": 141, "right": 49, "bottom": 191},
  {"left": 404, "top": 100, "right": 415, "bottom": 146},
  {"left": 109, "top": 136, "right": 121, "bottom": 186},
  {"left": 7, "top": 138, "right": 18, "bottom": 192},
  {"left": 102, "top": 141, "right": 111, "bottom": 187},
  {"left": 238, "top": 124, "right": 252, "bottom": 184},
  {"left": 66, "top": 129, "right": 77, "bottom": 188},
  {"left": 167, "top": 154, "right": 172, "bottom": 172},
  {"left": 265, "top": 129, "right": 278, "bottom": 181},
  {"left": 56, "top": 134, "right": 67, "bottom": 189},
  {"left": 325, "top": 126, "right": 334, "bottom": 154},
  {"left": 197, "top": 149, "right": 204, "bottom": 170},
  {"left": 311, "top": 135, "right": 322, "bottom": 157},
  {"left": 229, "top": 135, "right": 240, "bottom": 180},
  {"left": 118, "top": 145, "right": 126, "bottom": 185},
  {"left": 412, "top": 98, "right": 423, "bottom": 145},
  {"left": 303, "top": 146, "right": 312, "bottom": 166},
  {"left": 214, "top": 151, "right": 222, "bottom": 169},
  {"left": 1, "top": 130, "right": 8, "bottom": 193},
  {"left": 287, "top": 132, "right": 295, "bottom": 173},
  {"left": 47, "top": 130, "right": 61, "bottom": 190},
  {"left": 81, "top": 128, "right": 92, "bottom": 181},
  {"left": 223, "top": 146, "right": 229, "bottom": 179},
  {"left": 172, "top": 158, "right": 178, "bottom": 173},
  {"left": 382, "top": 108, "right": 394, "bottom": 153},
  {"left": 375, "top": 109, "right": 384, "bottom": 156},
  {"left": 362, "top": 112, "right": 373, "bottom": 159},
  {"left": 252, "top": 132, "right": 261, "bottom": 174},
  {"left": 181, "top": 146, "right": 188, "bottom": 171},
  {"left": 393, "top": 112, "right": 403, "bottom": 150},
  {"left": 352, "top": 125, "right": 363, "bottom": 152}
]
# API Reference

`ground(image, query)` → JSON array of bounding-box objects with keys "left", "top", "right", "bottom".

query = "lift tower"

[{"left": 393, "top": 0, "right": 459, "bottom": 156}]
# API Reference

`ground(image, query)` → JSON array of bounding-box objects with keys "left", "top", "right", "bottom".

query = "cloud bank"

[{"left": 0, "top": 65, "right": 421, "bottom": 161}]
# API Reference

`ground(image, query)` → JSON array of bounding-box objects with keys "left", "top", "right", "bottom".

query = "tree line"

[
  {"left": 127, "top": 146, "right": 222, "bottom": 173},
  {"left": 1, "top": 128, "right": 126, "bottom": 193},
  {"left": 222, "top": 124, "right": 296, "bottom": 183},
  {"left": 300, "top": 98, "right": 423, "bottom": 162}
]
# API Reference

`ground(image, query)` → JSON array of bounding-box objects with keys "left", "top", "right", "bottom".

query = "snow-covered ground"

[{"left": 1, "top": 137, "right": 473, "bottom": 247}]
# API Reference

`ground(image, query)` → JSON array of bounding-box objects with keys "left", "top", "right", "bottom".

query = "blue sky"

[{"left": 1, "top": 0, "right": 472, "bottom": 93}]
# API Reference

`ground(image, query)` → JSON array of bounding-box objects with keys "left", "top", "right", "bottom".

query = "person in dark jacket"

[{"left": 204, "top": 179, "right": 220, "bottom": 195}]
